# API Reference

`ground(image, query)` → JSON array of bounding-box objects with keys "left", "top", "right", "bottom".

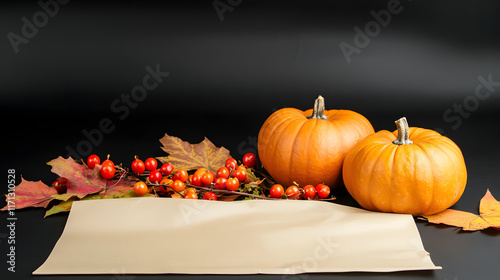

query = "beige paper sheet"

[{"left": 33, "top": 198, "right": 440, "bottom": 275}]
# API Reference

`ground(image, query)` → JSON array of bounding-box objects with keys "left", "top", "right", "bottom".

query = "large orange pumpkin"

[
  {"left": 258, "top": 96, "right": 374, "bottom": 189},
  {"left": 342, "top": 117, "right": 467, "bottom": 216}
]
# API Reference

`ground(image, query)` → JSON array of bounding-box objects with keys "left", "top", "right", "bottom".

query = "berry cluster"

[
  {"left": 55, "top": 152, "right": 332, "bottom": 201},
  {"left": 269, "top": 183, "right": 330, "bottom": 199}
]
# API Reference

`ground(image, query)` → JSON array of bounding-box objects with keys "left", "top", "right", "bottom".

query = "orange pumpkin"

[
  {"left": 258, "top": 96, "right": 374, "bottom": 189},
  {"left": 342, "top": 117, "right": 467, "bottom": 216}
]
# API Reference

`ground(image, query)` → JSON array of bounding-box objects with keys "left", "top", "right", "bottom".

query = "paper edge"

[{"left": 33, "top": 197, "right": 441, "bottom": 275}]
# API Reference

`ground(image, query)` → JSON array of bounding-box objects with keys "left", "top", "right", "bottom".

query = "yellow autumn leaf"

[{"left": 421, "top": 189, "right": 500, "bottom": 231}]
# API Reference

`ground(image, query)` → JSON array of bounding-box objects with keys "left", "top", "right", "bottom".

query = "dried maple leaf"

[
  {"left": 48, "top": 156, "right": 107, "bottom": 199},
  {"left": 157, "top": 133, "right": 231, "bottom": 173},
  {"left": 1, "top": 177, "right": 57, "bottom": 211},
  {"left": 421, "top": 189, "right": 500, "bottom": 231}
]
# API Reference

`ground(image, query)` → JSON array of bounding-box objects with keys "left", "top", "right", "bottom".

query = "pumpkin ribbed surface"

[
  {"left": 258, "top": 97, "right": 374, "bottom": 189},
  {"left": 342, "top": 118, "right": 467, "bottom": 216}
]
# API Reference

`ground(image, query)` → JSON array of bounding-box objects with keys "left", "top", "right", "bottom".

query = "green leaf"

[
  {"left": 243, "top": 189, "right": 261, "bottom": 200},
  {"left": 246, "top": 168, "right": 260, "bottom": 182},
  {"left": 44, "top": 198, "right": 77, "bottom": 217}
]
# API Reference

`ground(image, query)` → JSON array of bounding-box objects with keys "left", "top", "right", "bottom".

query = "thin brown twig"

[{"left": 115, "top": 167, "right": 336, "bottom": 201}]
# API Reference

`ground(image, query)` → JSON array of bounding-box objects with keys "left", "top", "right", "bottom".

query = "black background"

[{"left": 1, "top": 1, "right": 500, "bottom": 280}]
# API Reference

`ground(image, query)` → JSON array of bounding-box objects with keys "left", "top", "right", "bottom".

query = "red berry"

[
  {"left": 131, "top": 157, "right": 145, "bottom": 175},
  {"left": 160, "top": 163, "right": 174, "bottom": 175},
  {"left": 185, "top": 187, "right": 196, "bottom": 195},
  {"left": 225, "top": 177, "right": 239, "bottom": 191},
  {"left": 225, "top": 158, "right": 238, "bottom": 172},
  {"left": 231, "top": 166, "right": 247, "bottom": 182},
  {"left": 214, "top": 177, "right": 227, "bottom": 190},
  {"left": 286, "top": 185, "right": 300, "bottom": 199},
  {"left": 101, "top": 155, "right": 114, "bottom": 167},
  {"left": 194, "top": 168, "right": 208, "bottom": 178},
  {"left": 184, "top": 192, "right": 198, "bottom": 199},
  {"left": 133, "top": 181, "right": 149, "bottom": 196},
  {"left": 270, "top": 184, "right": 284, "bottom": 198},
  {"left": 172, "top": 169, "right": 188, "bottom": 182},
  {"left": 160, "top": 178, "right": 173, "bottom": 187},
  {"left": 52, "top": 178, "right": 68, "bottom": 194},
  {"left": 100, "top": 164, "right": 115, "bottom": 179},
  {"left": 203, "top": 192, "right": 217, "bottom": 201},
  {"left": 216, "top": 166, "right": 230, "bottom": 179},
  {"left": 242, "top": 153, "right": 257, "bottom": 168},
  {"left": 145, "top": 158, "right": 158, "bottom": 171},
  {"left": 171, "top": 180, "right": 186, "bottom": 192},
  {"left": 102, "top": 161, "right": 114, "bottom": 169},
  {"left": 149, "top": 170, "right": 162, "bottom": 184},
  {"left": 316, "top": 184, "right": 330, "bottom": 199},
  {"left": 201, "top": 172, "right": 215, "bottom": 186},
  {"left": 190, "top": 174, "right": 202, "bottom": 186},
  {"left": 302, "top": 185, "right": 317, "bottom": 199},
  {"left": 87, "top": 154, "right": 100, "bottom": 169}
]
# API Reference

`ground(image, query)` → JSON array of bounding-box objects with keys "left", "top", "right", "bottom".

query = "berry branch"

[{"left": 68, "top": 153, "right": 335, "bottom": 202}]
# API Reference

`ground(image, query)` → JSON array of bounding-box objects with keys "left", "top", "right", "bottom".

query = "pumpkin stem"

[
  {"left": 307, "top": 95, "right": 328, "bottom": 120},
  {"left": 393, "top": 117, "right": 413, "bottom": 145}
]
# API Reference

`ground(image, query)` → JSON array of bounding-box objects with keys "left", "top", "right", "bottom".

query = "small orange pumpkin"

[
  {"left": 258, "top": 96, "right": 374, "bottom": 189},
  {"left": 342, "top": 117, "right": 467, "bottom": 216}
]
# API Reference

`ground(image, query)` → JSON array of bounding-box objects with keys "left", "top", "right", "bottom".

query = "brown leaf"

[
  {"left": 170, "top": 192, "right": 182, "bottom": 199},
  {"left": 217, "top": 194, "right": 240, "bottom": 201},
  {"left": 157, "top": 133, "right": 231, "bottom": 173},
  {"left": 1, "top": 177, "right": 57, "bottom": 211},
  {"left": 48, "top": 156, "right": 107, "bottom": 198},
  {"left": 421, "top": 189, "right": 500, "bottom": 231}
]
